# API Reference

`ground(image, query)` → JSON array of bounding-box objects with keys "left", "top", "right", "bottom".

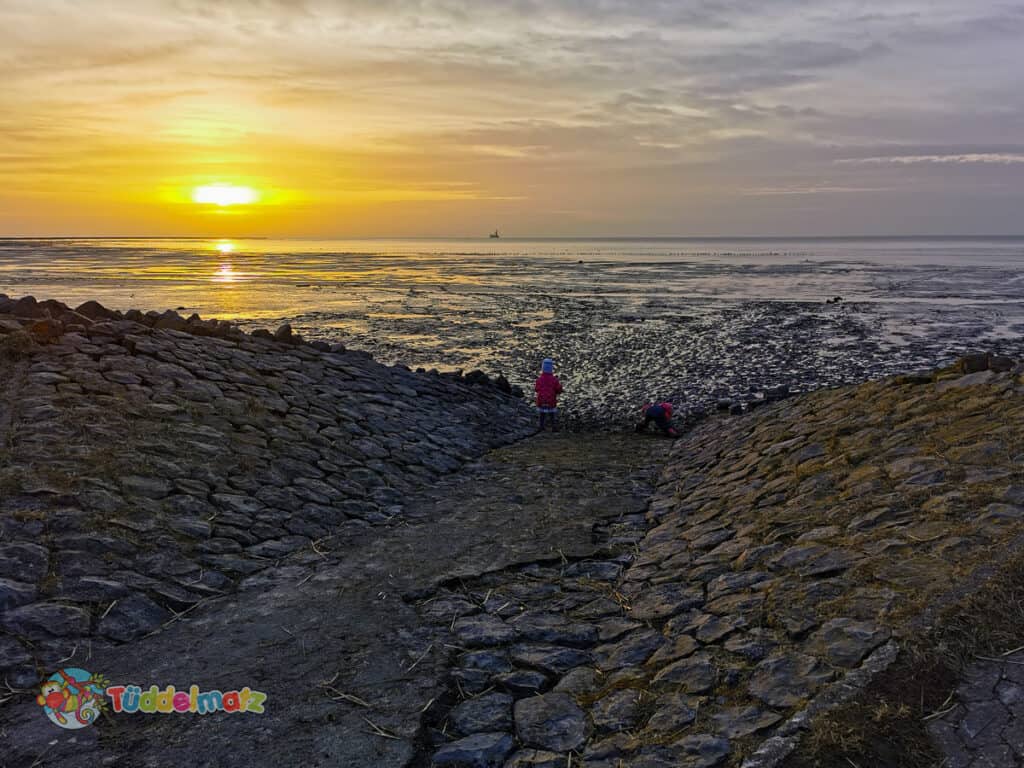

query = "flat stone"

[
  {"left": 511, "top": 611, "right": 598, "bottom": 647},
  {"left": 0, "top": 542, "right": 49, "bottom": 582},
  {"left": 0, "top": 578, "right": 37, "bottom": 611},
  {"left": 629, "top": 583, "right": 705, "bottom": 620},
  {"left": 647, "top": 635, "right": 699, "bottom": 666},
  {"left": 511, "top": 644, "right": 592, "bottom": 675},
  {"left": 799, "top": 548, "right": 859, "bottom": 577},
  {"left": 434, "top": 732, "right": 517, "bottom": 768},
  {"left": 1, "top": 601, "right": 91, "bottom": 637},
  {"left": 723, "top": 630, "right": 777, "bottom": 662},
  {"left": 121, "top": 475, "right": 172, "bottom": 499},
  {"left": 651, "top": 653, "right": 717, "bottom": 693},
  {"left": 514, "top": 692, "right": 590, "bottom": 752},
  {"left": 591, "top": 687, "right": 643, "bottom": 733},
  {"left": 645, "top": 692, "right": 698, "bottom": 734},
  {"left": 806, "top": 618, "right": 891, "bottom": 668},
  {"left": 672, "top": 734, "right": 731, "bottom": 768},
  {"left": 748, "top": 652, "right": 835, "bottom": 708},
  {"left": 502, "top": 749, "right": 566, "bottom": 768},
  {"left": 0, "top": 635, "right": 32, "bottom": 668},
  {"left": 494, "top": 670, "right": 550, "bottom": 695},
  {"left": 958, "top": 700, "right": 1008, "bottom": 744},
  {"left": 710, "top": 706, "right": 782, "bottom": 738},
  {"left": 97, "top": 592, "right": 170, "bottom": 642},
  {"left": 553, "top": 667, "right": 600, "bottom": 696},
  {"left": 594, "top": 628, "right": 666, "bottom": 670},
  {"left": 455, "top": 614, "right": 517, "bottom": 648},
  {"left": 450, "top": 693, "right": 514, "bottom": 736}
]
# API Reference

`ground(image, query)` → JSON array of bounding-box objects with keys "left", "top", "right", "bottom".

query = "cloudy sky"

[{"left": 2, "top": 0, "right": 1023, "bottom": 236}]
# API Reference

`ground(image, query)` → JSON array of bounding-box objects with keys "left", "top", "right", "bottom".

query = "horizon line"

[{"left": 3, "top": 234, "right": 1024, "bottom": 242}]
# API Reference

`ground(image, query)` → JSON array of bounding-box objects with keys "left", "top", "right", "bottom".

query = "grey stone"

[
  {"left": 454, "top": 614, "right": 512, "bottom": 651},
  {"left": 514, "top": 692, "right": 590, "bottom": 752},
  {"left": 97, "top": 593, "right": 170, "bottom": 641},
  {"left": 672, "top": 734, "right": 731, "bottom": 768},
  {"left": 594, "top": 628, "right": 666, "bottom": 670},
  {"left": 502, "top": 750, "right": 565, "bottom": 768},
  {"left": 645, "top": 692, "right": 697, "bottom": 733},
  {"left": 629, "top": 583, "right": 704, "bottom": 620},
  {"left": 710, "top": 706, "right": 782, "bottom": 738},
  {"left": 511, "top": 611, "right": 598, "bottom": 647},
  {"left": 434, "top": 732, "right": 517, "bottom": 768},
  {"left": 591, "top": 688, "right": 642, "bottom": 733},
  {"left": 450, "top": 693, "right": 514, "bottom": 735},
  {"left": 0, "top": 578, "right": 37, "bottom": 611},
  {"left": 1, "top": 601, "right": 90, "bottom": 637},
  {"left": 0, "top": 635, "right": 32, "bottom": 668},
  {"left": 748, "top": 652, "right": 835, "bottom": 708},
  {"left": 494, "top": 670, "right": 550, "bottom": 695},
  {"left": 651, "top": 653, "right": 717, "bottom": 693},
  {"left": 510, "top": 644, "right": 592, "bottom": 675},
  {"left": 0, "top": 542, "right": 49, "bottom": 582},
  {"left": 806, "top": 618, "right": 891, "bottom": 668}
]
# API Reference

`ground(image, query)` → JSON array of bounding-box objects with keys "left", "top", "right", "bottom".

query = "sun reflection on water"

[{"left": 212, "top": 263, "right": 238, "bottom": 283}]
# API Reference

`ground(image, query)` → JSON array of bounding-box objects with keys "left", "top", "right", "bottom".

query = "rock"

[
  {"left": 274, "top": 323, "right": 294, "bottom": 342},
  {"left": 0, "top": 635, "right": 32, "bottom": 668},
  {"left": 29, "top": 318, "right": 63, "bottom": 343},
  {"left": 0, "top": 542, "right": 49, "bottom": 582},
  {"left": 502, "top": 749, "right": 566, "bottom": 768},
  {"left": 455, "top": 615, "right": 516, "bottom": 647},
  {"left": 629, "top": 583, "right": 704, "bottom": 620},
  {"left": 591, "top": 688, "right": 642, "bottom": 733},
  {"left": 97, "top": 593, "right": 170, "bottom": 641},
  {"left": 433, "top": 732, "right": 517, "bottom": 768},
  {"left": 553, "top": 667, "right": 600, "bottom": 696},
  {"left": 710, "top": 706, "right": 782, "bottom": 738},
  {"left": 121, "top": 475, "right": 172, "bottom": 499},
  {"left": 450, "top": 693, "right": 514, "bottom": 735},
  {"left": 75, "top": 300, "right": 114, "bottom": 320},
  {"left": 594, "top": 628, "right": 666, "bottom": 670},
  {"left": 514, "top": 692, "right": 590, "bottom": 752},
  {"left": 0, "top": 578, "right": 37, "bottom": 611},
  {"left": 672, "top": 734, "right": 731, "bottom": 768},
  {"left": 651, "top": 653, "right": 717, "bottom": 692},
  {"left": 1, "top": 602, "right": 91, "bottom": 637},
  {"left": 511, "top": 611, "right": 598, "bottom": 647},
  {"left": 646, "top": 692, "right": 698, "bottom": 733},
  {"left": 510, "top": 644, "right": 592, "bottom": 675},
  {"left": 937, "top": 370, "right": 995, "bottom": 391},
  {"left": 748, "top": 652, "right": 835, "bottom": 708},
  {"left": 806, "top": 618, "right": 891, "bottom": 668},
  {"left": 958, "top": 353, "right": 991, "bottom": 374},
  {"left": 494, "top": 670, "right": 550, "bottom": 695}
]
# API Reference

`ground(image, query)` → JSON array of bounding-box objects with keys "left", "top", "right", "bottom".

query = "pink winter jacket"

[{"left": 534, "top": 373, "right": 563, "bottom": 408}]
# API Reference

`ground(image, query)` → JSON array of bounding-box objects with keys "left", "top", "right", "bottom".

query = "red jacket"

[{"left": 535, "top": 373, "right": 563, "bottom": 408}]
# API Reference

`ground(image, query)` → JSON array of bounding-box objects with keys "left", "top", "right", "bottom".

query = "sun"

[{"left": 192, "top": 183, "right": 258, "bottom": 206}]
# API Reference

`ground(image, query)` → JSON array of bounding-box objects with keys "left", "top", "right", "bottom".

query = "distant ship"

[{"left": 489, "top": 229, "right": 500, "bottom": 238}]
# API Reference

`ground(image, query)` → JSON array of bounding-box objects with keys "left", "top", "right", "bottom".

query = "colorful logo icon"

[{"left": 36, "top": 668, "right": 110, "bottom": 729}]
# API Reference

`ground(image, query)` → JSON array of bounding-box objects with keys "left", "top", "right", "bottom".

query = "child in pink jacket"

[{"left": 534, "top": 358, "right": 563, "bottom": 431}]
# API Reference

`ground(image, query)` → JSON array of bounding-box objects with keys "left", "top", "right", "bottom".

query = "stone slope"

[
  {"left": 0, "top": 297, "right": 533, "bottom": 688},
  {"left": 406, "top": 364, "right": 1024, "bottom": 768}
]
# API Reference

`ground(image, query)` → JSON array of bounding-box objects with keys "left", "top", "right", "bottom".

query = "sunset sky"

[{"left": 2, "top": 0, "right": 1024, "bottom": 237}]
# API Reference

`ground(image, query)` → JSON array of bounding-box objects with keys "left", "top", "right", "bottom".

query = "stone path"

[
  {"left": 0, "top": 432, "right": 670, "bottom": 767},
  {"left": 928, "top": 651, "right": 1024, "bottom": 767}
]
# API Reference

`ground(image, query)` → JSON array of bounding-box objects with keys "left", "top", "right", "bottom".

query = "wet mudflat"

[{"left": 4, "top": 237, "right": 1024, "bottom": 426}]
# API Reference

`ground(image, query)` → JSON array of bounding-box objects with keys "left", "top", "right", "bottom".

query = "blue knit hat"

[{"left": 542, "top": 358, "right": 554, "bottom": 373}]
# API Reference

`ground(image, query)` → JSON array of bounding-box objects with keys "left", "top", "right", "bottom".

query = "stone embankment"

[
  {"left": 0, "top": 294, "right": 534, "bottom": 688},
  {"left": 415, "top": 360, "right": 1024, "bottom": 768},
  {"left": 1, "top": 292, "right": 1023, "bottom": 768}
]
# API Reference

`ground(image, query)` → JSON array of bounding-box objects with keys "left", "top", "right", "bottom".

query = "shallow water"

[{"left": 2, "top": 236, "right": 1023, "bottom": 424}]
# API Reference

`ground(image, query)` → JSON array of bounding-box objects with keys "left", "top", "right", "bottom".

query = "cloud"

[{"left": 838, "top": 154, "right": 1024, "bottom": 165}]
